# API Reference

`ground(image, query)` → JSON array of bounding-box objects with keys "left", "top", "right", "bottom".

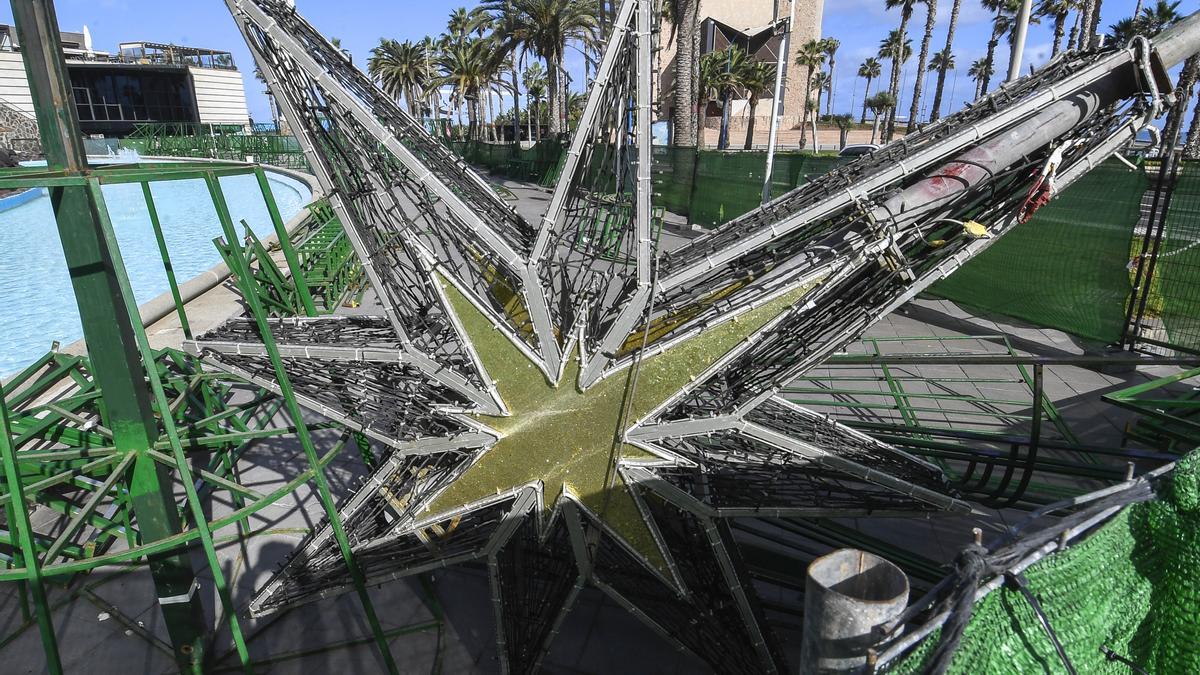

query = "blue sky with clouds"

[{"left": 0, "top": 0, "right": 1168, "bottom": 122}]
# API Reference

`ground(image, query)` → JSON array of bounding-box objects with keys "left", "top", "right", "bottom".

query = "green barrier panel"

[
  {"left": 1157, "top": 161, "right": 1200, "bottom": 351},
  {"left": 648, "top": 149, "right": 848, "bottom": 227},
  {"left": 885, "top": 450, "right": 1200, "bottom": 674},
  {"left": 929, "top": 160, "right": 1146, "bottom": 343}
]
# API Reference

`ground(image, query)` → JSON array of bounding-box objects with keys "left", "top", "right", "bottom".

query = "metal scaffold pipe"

[
  {"left": 1007, "top": 0, "right": 1034, "bottom": 82},
  {"left": 872, "top": 10, "right": 1200, "bottom": 232},
  {"left": 799, "top": 549, "right": 910, "bottom": 673}
]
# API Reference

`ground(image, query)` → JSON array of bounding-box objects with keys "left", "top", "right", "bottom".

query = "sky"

[{"left": 0, "top": 0, "right": 1174, "bottom": 124}]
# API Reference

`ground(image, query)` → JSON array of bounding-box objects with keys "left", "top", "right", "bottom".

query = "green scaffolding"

[{"left": 0, "top": 159, "right": 413, "bottom": 673}]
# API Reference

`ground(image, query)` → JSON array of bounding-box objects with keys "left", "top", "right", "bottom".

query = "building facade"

[
  {"left": 0, "top": 25, "right": 250, "bottom": 141},
  {"left": 657, "top": 0, "right": 825, "bottom": 145}
]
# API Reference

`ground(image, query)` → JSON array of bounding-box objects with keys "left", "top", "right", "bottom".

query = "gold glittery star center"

[{"left": 421, "top": 277, "right": 813, "bottom": 576}]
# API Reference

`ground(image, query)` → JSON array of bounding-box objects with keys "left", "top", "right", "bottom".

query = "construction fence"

[
  {"left": 1134, "top": 160, "right": 1200, "bottom": 353},
  {"left": 119, "top": 134, "right": 1163, "bottom": 350},
  {"left": 931, "top": 159, "right": 1148, "bottom": 344},
  {"left": 450, "top": 141, "right": 1151, "bottom": 347}
]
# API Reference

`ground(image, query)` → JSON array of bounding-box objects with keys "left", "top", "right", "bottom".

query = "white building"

[{"left": 0, "top": 24, "right": 250, "bottom": 139}]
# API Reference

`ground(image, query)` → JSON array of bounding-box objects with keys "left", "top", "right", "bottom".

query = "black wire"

[{"left": 1004, "top": 571, "right": 1079, "bottom": 675}]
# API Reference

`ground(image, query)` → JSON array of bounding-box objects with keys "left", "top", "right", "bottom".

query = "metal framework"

[{"left": 162, "top": 1, "right": 1200, "bottom": 673}]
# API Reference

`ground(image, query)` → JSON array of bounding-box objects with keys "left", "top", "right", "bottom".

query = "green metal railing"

[{"left": 120, "top": 123, "right": 309, "bottom": 170}]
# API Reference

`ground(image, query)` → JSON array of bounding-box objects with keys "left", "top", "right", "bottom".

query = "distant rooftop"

[{"left": 0, "top": 24, "right": 237, "bottom": 71}]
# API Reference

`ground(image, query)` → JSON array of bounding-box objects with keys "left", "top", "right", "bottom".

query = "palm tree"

[
  {"left": 698, "top": 45, "right": 749, "bottom": 149},
  {"left": 487, "top": 2, "right": 534, "bottom": 144},
  {"left": 821, "top": 38, "right": 841, "bottom": 116},
  {"left": 795, "top": 39, "right": 827, "bottom": 150},
  {"left": 369, "top": 39, "right": 431, "bottom": 121},
  {"left": 929, "top": 0, "right": 962, "bottom": 123},
  {"left": 1037, "top": 0, "right": 1078, "bottom": 57},
  {"left": 1108, "top": 17, "right": 1140, "bottom": 44},
  {"left": 809, "top": 71, "right": 832, "bottom": 147},
  {"left": 663, "top": 0, "right": 701, "bottom": 146},
  {"left": 881, "top": 0, "right": 918, "bottom": 141},
  {"left": 739, "top": 59, "right": 777, "bottom": 150},
  {"left": 968, "top": 57, "right": 993, "bottom": 99},
  {"left": 865, "top": 91, "right": 896, "bottom": 144},
  {"left": 877, "top": 29, "right": 912, "bottom": 139},
  {"left": 436, "top": 38, "right": 491, "bottom": 139},
  {"left": 495, "top": 0, "right": 597, "bottom": 135},
  {"left": 448, "top": 8, "right": 470, "bottom": 39},
  {"left": 1140, "top": 0, "right": 1183, "bottom": 34},
  {"left": 979, "top": 0, "right": 1024, "bottom": 95},
  {"left": 858, "top": 57, "right": 882, "bottom": 123},
  {"left": 927, "top": 49, "right": 955, "bottom": 119},
  {"left": 907, "top": 0, "right": 937, "bottom": 133},
  {"left": 523, "top": 62, "right": 548, "bottom": 141},
  {"left": 1183, "top": 83, "right": 1200, "bottom": 159}
]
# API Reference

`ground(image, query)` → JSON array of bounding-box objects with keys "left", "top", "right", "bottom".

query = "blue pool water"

[{"left": 0, "top": 165, "right": 311, "bottom": 376}]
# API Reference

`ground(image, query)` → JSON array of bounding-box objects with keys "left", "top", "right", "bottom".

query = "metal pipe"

[
  {"left": 1008, "top": 0, "right": 1034, "bottom": 82},
  {"left": 762, "top": 1, "right": 795, "bottom": 205},
  {"left": 799, "top": 548, "right": 910, "bottom": 673}
]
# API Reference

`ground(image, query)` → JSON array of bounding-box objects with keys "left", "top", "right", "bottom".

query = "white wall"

[
  {"left": 0, "top": 51, "right": 34, "bottom": 118},
  {"left": 189, "top": 67, "right": 249, "bottom": 126}
]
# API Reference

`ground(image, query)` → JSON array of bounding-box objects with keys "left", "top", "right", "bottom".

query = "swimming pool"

[{"left": 0, "top": 165, "right": 312, "bottom": 376}]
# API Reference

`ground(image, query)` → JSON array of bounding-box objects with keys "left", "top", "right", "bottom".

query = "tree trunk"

[
  {"left": 811, "top": 90, "right": 822, "bottom": 150},
  {"left": 485, "top": 90, "right": 495, "bottom": 142},
  {"left": 800, "top": 65, "right": 814, "bottom": 148},
  {"left": 871, "top": 113, "right": 880, "bottom": 144},
  {"left": 547, "top": 57, "right": 562, "bottom": 134},
  {"left": 1051, "top": 14, "right": 1066, "bottom": 57},
  {"left": 1078, "top": 0, "right": 1096, "bottom": 50},
  {"left": 1086, "top": 0, "right": 1103, "bottom": 42},
  {"left": 672, "top": 0, "right": 700, "bottom": 146},
  {"left": 827, "top": 56, "right": 836, "bottom": 116},
  {"left": 907, "top": 0, "right": 937, "bottom": 132},
  {"left": 1164, "top": 56, "right": 1200, "bottom": 154},
  {"left": 884, "top": 11, "right": 911, "bottom": 141},
  {"left": 861, "top": 77, "right": 872, "bottom": 124},
  {"left": 1133, "top": 0, "right": 1145, "bottom": 21},
  {"left": 511, "top": 58, "right": 521, "bottom": 143},
  {"left": 696, "top": 96, "right": 708, "bottom": 149},
  {"left": 980, "top": 32, "right": 1000, "bottom": 95},
  {"left": 745, "top": 97, "right": 758, "bottom": 150},
  {"left": 1184, "top": 83, "right": 1200, "bottom": 159},
  {"left": 930, "top": 0, "right": 960, "bottom": 123}
]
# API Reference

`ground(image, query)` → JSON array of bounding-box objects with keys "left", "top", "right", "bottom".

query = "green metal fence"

[{"left": 120, "top": 123, "right": 309, "bottom": 170}]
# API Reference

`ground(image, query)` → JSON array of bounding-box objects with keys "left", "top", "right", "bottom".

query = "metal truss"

[{"left": 204, "top": 1, "right": 1200, "bottom": 672}]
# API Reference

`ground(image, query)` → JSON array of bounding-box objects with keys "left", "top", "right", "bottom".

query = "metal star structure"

[{"left": 189, "top": 0, "right": 1164, "bottom": 671}]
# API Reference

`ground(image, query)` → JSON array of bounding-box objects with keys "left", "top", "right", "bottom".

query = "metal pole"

[
  {"left": 0, "top": 381, "right": 62, "bottom": 674},
  {"left": 255, "top": 167, "right": 317, "bottom": 316},
  {"left": 9, "top": 2, "right": 210, "bottom": 670},
  {"left": 799, "top": 548, "right": 909, "bottom": 673},
  {"left": 142, "top": 183, "right": 192, "bottom": 339},
  {"left": 206, "top": 174, "right": 402, "bottom": 675},
  {"left": 762, "top": 1, "right": 795, "bottom": 205},
  {"left": 1008, "top": 0, "right": 1035, "bottom": 82}
]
